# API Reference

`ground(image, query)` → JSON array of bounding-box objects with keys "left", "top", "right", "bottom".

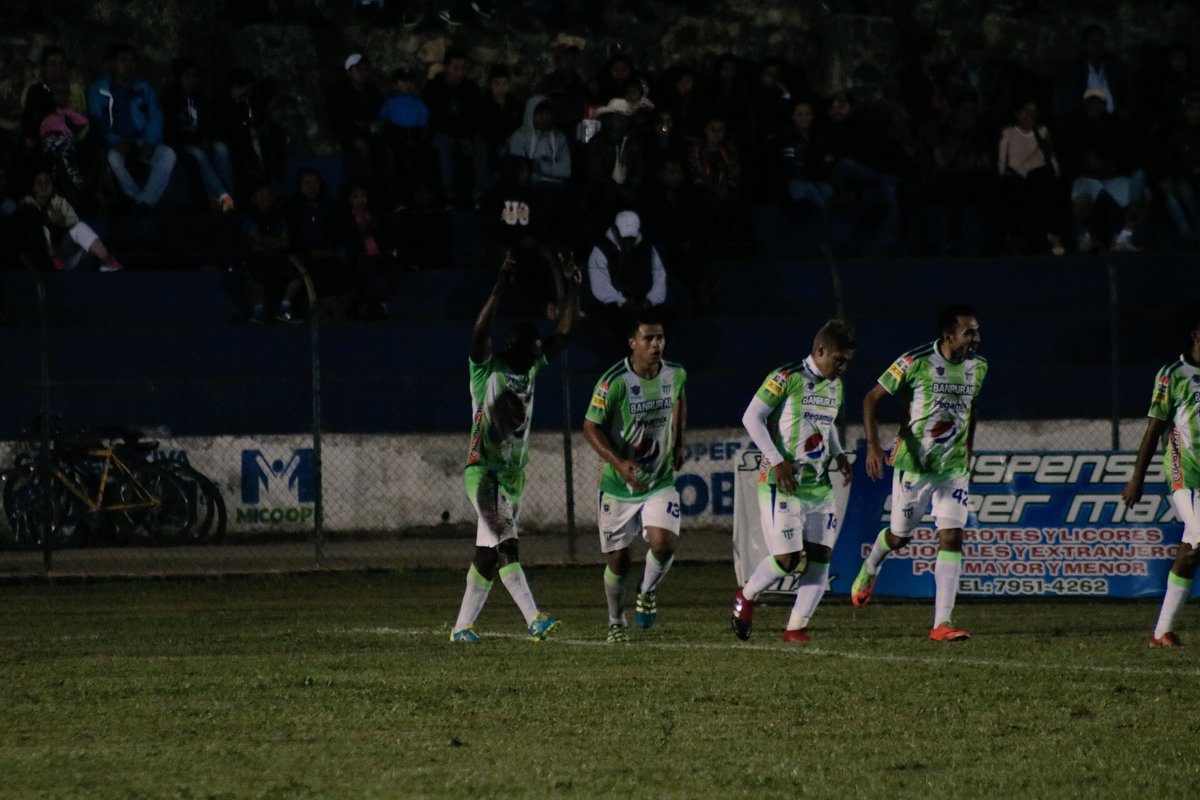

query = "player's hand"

[
  {"left": 1121, "top": 477, "right": 1143, "bottom": 508},
  {"left": 614, "top": 459, "right": 648, "bottom": 492},
  {"left": 773, "top": 459, "right": 797, "bottom": 495},
  {"left": 834, "top": 453, "right": 852, "bottom": 486},
  {"left": 865, "top": 443, "right": 885, "bottom": 480}
]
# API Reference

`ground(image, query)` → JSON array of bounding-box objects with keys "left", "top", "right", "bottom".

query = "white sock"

[
  {"left": 639, "top": 552, "right": 674, "bottom": 594},
  {"left": 864, "top": 529, "right": 894, "bottom": 574},
  {"left": 453, "top": 564, "right": 492, "bottom": 631},
  {"left": 1155, "top": 572, "right": 1193, "bottom": 639},
  {"left": 743, "top": 555, "right": 790, "bottom": 601},
  {"left": 933, "top": 551, "right": 963, "bottom": 627},
  {"left": 787, "top": 562, "right": 830, "bottom": 629},
  {"left": 499, "top": 562, "right": 538, "bottom": 625},
  {"left": 604, "top": 566, "right": 627, "bottom": 626}
]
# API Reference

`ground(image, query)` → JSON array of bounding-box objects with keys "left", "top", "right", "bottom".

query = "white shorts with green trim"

[
  {"left": 464, "top": 465, "right": 525, "bottom": 547},
  {"left": 1172, "top": 489, "right": 1200, "bottom": 546},
  {"left": 757, "top": 483, "right": 837, "bottom": 555},
  {"left": 597, "top": 486, "right": 681, "bottom": 553},
  {"left": 889, "top": 469, "right": 969, "bottom": 535}
]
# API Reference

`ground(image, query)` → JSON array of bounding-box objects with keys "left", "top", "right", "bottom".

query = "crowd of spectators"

[{"left": 2, "top": 20, "right": 1200, "bottom": 322}]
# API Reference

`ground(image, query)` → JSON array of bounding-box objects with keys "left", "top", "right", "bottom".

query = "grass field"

[{"left": 1, "top": 563, "right": 1197, "bottom": 799}]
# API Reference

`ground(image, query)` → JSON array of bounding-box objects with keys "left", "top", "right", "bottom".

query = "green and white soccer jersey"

[
  {"left": 586, "top": 358, "right": 687, "bottom": 501},
  {"left": 465, "top": 354, "right": 548, "bottom": 472},
  {"left": 1148, "top": 355, "right": 1200, "bottom": 491},
  {"left": 753, "top": 356, "right": 844, "bottom": 502},
  {"left": 878, "top": 340, "right": 987, "bottom": 478}
]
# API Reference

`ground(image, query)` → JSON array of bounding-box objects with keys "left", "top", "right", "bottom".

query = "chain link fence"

[{"left": 0, "top": 245, "right": 1188, "bottom": 578}]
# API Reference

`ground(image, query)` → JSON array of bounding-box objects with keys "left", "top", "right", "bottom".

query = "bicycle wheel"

[
  {"left": 133, "top": 465, "right": 195, "bottom": 546},
  {"left": 166, "top": 464, "right": 227, "bottom": 544},
  {"left": 1, "top": 465, "right": 70, "bottom": 549}
]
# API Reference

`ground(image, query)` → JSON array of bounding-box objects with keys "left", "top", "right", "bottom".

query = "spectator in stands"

[
  {"left": 533, "top": 38, "right": 590, "bottom": 135},
  {"left": 478, "top": 65, "right": 524, "bottom": 181},
  {"left": 657, "top": 65, "right": 706, "bottom": 140},
  {"left": 1054, "top": 24, "right": 1135, "bottom": 121},
  {"left": 641, "top": 158, "right": 713, "bottom": 312},
  {"left": 900, "top": 31, "right": 951, "bottom": 132},
  {"left": 689, "top": 115, "right": 750, "bottom": 258},
  {"left": 347, "top": 184, "right": 401, "bottom": 319},
  {"left": 623, "top": 78, "right": 656, "bottom": 143},
  {"left": 916, "top": 95, "right": 993, "bottom": 256},
  {"left": 329, "top": 53, "right": 399, "bottom": 212},
  {"left": 586, "top": 98, "right": 644, "bottom": 234},
  {"left": 587, "top": 210, "right": 667, "bottom": 336},
  {"left": 213, "top": 69, "right": 282, "bottom": 197},
  {"left": 1059, "top": 86, "right": 1146, "bottom": 253},
  {"left": 378, "top": 67, "right": 432, "bottom": 210},
  {"left": 1148, "top": 43, "right": 1200, "bottom": 125},
  {"left": 86, "top": 44, "right": 177, "bottom": 210},
  {"left": 423, "top": 49, "right": 487, "bottom": 209},
  {"left": 22, "top": 46, "right": 87, "bottom": 117},
  {"left": 162, "top": 57, "right": 235, "bottom": 213},
  {"left": 779, "top": 98, "right": 832, "bottom": 210},
  {"left": 745, "top": 58, "right": 794, "bottom": 195},
  {"left": 998, "top": 99, "right": 1066, "bottom": 256},
  {"left": 23, "top": 84, "right": 88, "bottom": 205},
  {"left": 18, "top": 171, "right": 122, "bottom": 272},
  {"left": 597, "top": 52, "right": 636, "bottom": 108},
  {"left": 508, "top": 95, "right": 572, "bottom": 188},
  {"left": 243, "top": 182, "right": 304, "bottom": 324},
  {"left": 285, "top": 168, "right": 356, "bottom": 315},
  {"left": 947, "top": 33, "right": 1004, "bottom": 128},
  {"left": 643, "top": 108, "right": 688, "bottom": 174},
  {"left": 1159, "top": 93, "right": 1200, "bottom": 245},
  {"left": 710, "top": 54, "right": 750, "bottom": 144}
]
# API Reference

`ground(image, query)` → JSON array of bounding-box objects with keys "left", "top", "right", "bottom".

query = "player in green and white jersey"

[
  {"left": 731, "top": 320, "right": 856, "bottom": 643},
  {"left": 1123, "top": 314, "right": 1200, "bottom": 647},
  {"left": 583, "top": 311, "right": 687, "bottom": 643},
  {"left": 851, "top": 305, "right": 987, "bottom": 641},
  {"left": 450, "top": 255, "right": 579, "bottom": 644}
]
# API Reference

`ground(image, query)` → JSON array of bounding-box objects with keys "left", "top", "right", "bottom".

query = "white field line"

[{"left": 347, "top": 627, "right": 1200, "bottom": 679}]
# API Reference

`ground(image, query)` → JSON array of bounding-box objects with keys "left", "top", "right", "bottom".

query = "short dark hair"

[
  {"left": 40, "top": 46, "right": 65, "bottom": 66},
  {"left": 390, "top": 68, "right": 415, "bottom": 83},
  {"left": 444, "top": 49, "right": 468, "bottom": 66},
  {"left": 627, "top": 308, "right": 665, "bottom": 338},
  {"left": 487, "top": 64, "right": 511, "bottom": 82},
  {"left": 108, "top": 43, "right": 135, "bottom": 61},
  {"left": 815, "top": 319, "right": 857, "bottom": 352},
  {"left": 504, "top": 320, "right": 541, "bottom": 351},
  {"left": 938, "top": 304, "right": 976, "bottom": 336}
]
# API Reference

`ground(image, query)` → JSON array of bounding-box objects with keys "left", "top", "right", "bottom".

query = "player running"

[
  {"left": 731, "top": 320, "right": 856, "bottom": 642},
  {"left": 1122, "top": 313, "right": 1200, "bottom": 647},
  {"left": 583, "top": 312, "right": 687, "bottom": 643},
  {"left": 450, "top": 254, "right": 580, "bottom": 643},
  {"left": 850, "top": 305, "right": 987, "bottom": 641}
]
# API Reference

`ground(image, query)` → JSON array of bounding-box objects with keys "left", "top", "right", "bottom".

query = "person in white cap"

[
  {"left": 329, "top": 52, "right": 399, "bottom": 211},
  {"left": 586, "top": 99, "right": 644, "bottom": 229},
  {"left": 586, "top": 209, "right": 667, "bottom": 320}
]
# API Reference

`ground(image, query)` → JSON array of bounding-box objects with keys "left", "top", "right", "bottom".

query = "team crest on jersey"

[
  {"left": 631, "top": 383, "right": 642, "bottom": 397},
  {"left": 936, "top": 365, "right": 945, "bottom": 376}
]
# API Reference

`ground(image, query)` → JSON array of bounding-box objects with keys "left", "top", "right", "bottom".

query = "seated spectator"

[
  {"left": 23, "top": 84, "right": 88, "bottom": 205},
  {"left": 86, "top": 44, "right": 177, "bottom": 210},
  {"left": 657, "top": 65, "right": 706, "bottom": 140},
  {"left": 900, "top": 31, "right": 951, "bottom": 133},
  {"left": 947, "top": 33, "right": 1004, "bottom": 130},
  {"left": 18, "top": 171, "right": 122, "bottom": 272},
  {"left": 597, "top": 52, "right": 636, "bottom": 108},
  {"left": 746, "top": 58, "right": 796, "bottom": 196},
  {"left": 212, "top": 69, "right": 284, "bottom": 197},
  {"left": 587, "top": 210, "right": 667, "bottom": 336},
  {"left": 585, "top": 98, "right": 644, "bottom": 234},
  {"left": 1054, "top": 24, "right": 1135, "bottom": 121},
  {"left": 162, "top": 57, "right": 235, "bottom": 212},
  {"left": 643, "top": 108, "right": 689, "bottom": 174},
  {"left": 378, "top": 68, "right": 432, "bottom": 210},
  {"left": 347, "top": 185, "right": 402, "bottom": 319},
  {"left": 242, "top": 183, "right": 304, "bottom": 324},
  {"left": 1159, "top": 93, "right": 1200, "bottom": 245},
  {"left": 1059, "top": 87, "right": 1146, "bottom": 253},
  {"left": 1148, "top": 43, "right": 1200, "bottom": 126},
  {"left": 779, "top": 98, "right": 832, "bottom": 209},
  {"left": 916, "top": 95, "right": 993, "bottom": 256},
  {"left": 478, "top": 65, "right": 524, "bottom": 173},
  {"left": 997, "top": 99, "right": 1065, "bottom": 255},
  {"left": 285, "top": 168, "right": 356, "bottom": 314},
  {"left": 533, "top": 38, "right": 590, "bottom": 135},
  {"left": 623, "top": 78, "right": 656, "bottom": 143},
  {"left": 22, "top": 46, "right": 87, "bottom": 117},
  {"left": 422, "top": 49, "right": 487, "bottom": 208},
  {"left": 710, "top": 54, "right": 750, "bottom": 144},
  {"left": 689, "top": 116, "right": 750, "bottom": 258},
  {"left": 329, "top": 53, "right": 398, "bottom": 212},
  {"left": 508, "top": 96, "right": 572, "bottom": 188}
]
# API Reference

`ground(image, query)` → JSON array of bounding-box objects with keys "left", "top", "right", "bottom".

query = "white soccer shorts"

[
  {"left": 758, "top": 485, "right": 838, "bottom": 555},
  {"left": 597, "top": 486, "right": 682, "bottom": 553},
  {"left": 889, "top": 469, "right": 970, "bottom": 536},
  {"left": 1172, "top": 489, "right": 1200, "bottom": 546}
]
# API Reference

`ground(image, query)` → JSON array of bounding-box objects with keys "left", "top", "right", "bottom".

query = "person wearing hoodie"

[
  {"left": 508, "top": 95, "right": 572, "bottom": 187},
  {"left": 86, "top": 44, "right": 176, "bottom": 209}
]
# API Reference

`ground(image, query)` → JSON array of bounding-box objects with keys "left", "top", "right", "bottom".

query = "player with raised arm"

[
  {"left": 1122, "top": 314, "right": 1200, "bottom": 648},
  {"left": 731, "top": 320, "right": 856, "bottom": 642},
  {"left": 583, "top": 311, "right": 687, "bottom": 643},
  {"left": 449, "top": 253, "right": 580, "bottom": 643},
  {"left": 850, "top": 305, "right": 987, "bottom": 641}
]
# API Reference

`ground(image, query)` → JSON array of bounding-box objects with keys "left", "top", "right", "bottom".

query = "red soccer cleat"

[
  {"left": 929, "top": 622, "right": 971, "bottom": 642},
  {"left": 781, "top": 628, "right": 809, "bottom": 643},
  {"left": 731, "top": 588, "right": 755, "bottom": 641},
  {"left": 1149, "top": 632, "right": 1182, "bottom": 648}
]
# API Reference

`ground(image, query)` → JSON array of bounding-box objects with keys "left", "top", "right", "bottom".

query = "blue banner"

[{"left": 834, "top": 447, "right": 1179, "bottom": 599}]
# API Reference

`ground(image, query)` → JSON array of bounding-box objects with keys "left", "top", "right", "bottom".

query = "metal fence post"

[
  {"left": 559, "top": 350, "right": 577, "bottom": 558},
  {"left": 30, "top": 262, "right": 53, "bottom": 574},
  {"left": 296, "top": 264, "right": 325, "bottom": 566},
  {"left": 1106, "top": 257, "right": 1120, "bottom": 450}
]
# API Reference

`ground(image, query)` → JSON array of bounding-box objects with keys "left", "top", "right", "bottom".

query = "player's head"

[
  {"left": 627, "top": 309, "right": 666, "bottom": 369},
  {"left": 502, "top": 321, "right": 543, "bottom": 372},
  {"left": 812, "top": 319, "right": 857, "bottom": 379},
  {"left": 938, "top": 304, "right": 980, "bottom": 361}
]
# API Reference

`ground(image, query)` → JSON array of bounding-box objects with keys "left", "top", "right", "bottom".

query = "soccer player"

[
  {"left": 450, "top": 254, "right": 580, "bottom": 643},
  {"left": 583, "top": 311, "right": 688, "bottom": 643},
  {"left": 849, "top": 305, "right": 987, "bottom": 641},
  {"left": 1122, "top": 315, "right": 1200, "bottom": 648},
  {"left": 731, "top": 319, "right": 857, "bottom": 642}
]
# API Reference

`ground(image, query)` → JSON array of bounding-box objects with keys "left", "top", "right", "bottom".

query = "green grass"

[{"left": 1, "top": 564, "right": 1197, "bottom": 799}]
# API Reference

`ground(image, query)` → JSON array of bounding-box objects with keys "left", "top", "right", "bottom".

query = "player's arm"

[
  {"left": 742, "top": 395, "right": 793, "bottom": 493},
  {"left": 829, "top": 423, "right": 852, "bottom": 486},
  {"left": 863, "top": 382, "right": 891, "bottom": 480},
  {"left": 470, "top": 255, "right": 516, "bottom": 363},
  {"left": 672, "top": 387, "right": 688, "bottom": 471},
  {"left": 543, "top": 252, "right": 581, "bottom": 359},
  {"left": 1123, "top": 417, "right": 1168, "bottom": 506},
  {"left": 584, "top": 419, "right": 648, "bottom": 492}
]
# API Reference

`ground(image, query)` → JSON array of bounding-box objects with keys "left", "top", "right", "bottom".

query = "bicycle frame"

[{"left": 51, "top": 448, "right": 160, "bottom": 513}]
